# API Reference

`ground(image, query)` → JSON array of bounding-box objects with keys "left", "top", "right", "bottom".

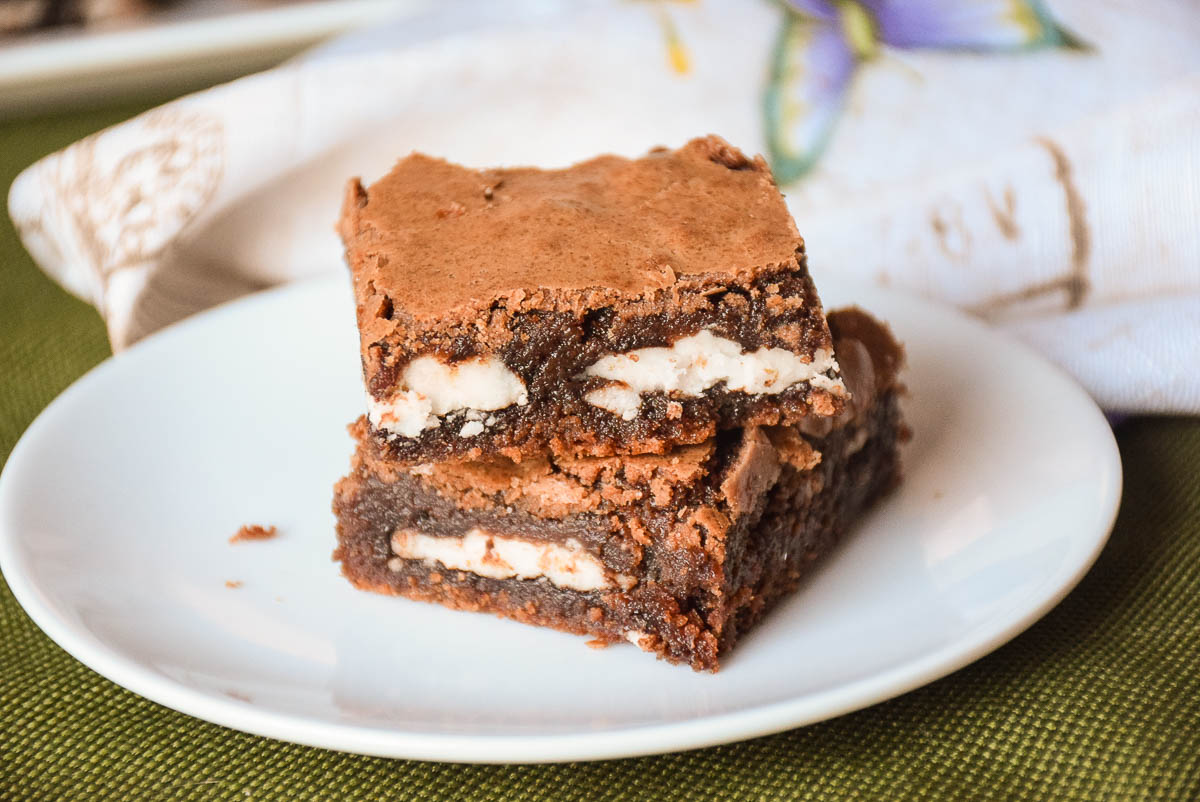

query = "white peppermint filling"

[
  {"left": 368, "top": 355, "right": 527, "bottom": 438},
  {"left": 390, "top": 528, "right": 635, "bottom": 592},
  {"left": 582, "top": 330, "right": 843, "bottom": 420},
  {"left": 583, "top": 384, "right": 643, "bottom": 422}
]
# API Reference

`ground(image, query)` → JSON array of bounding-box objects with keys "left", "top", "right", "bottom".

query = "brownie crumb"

[
  {"left": 225, "top": 580, "right": 243, "bottom": 589},
  {"left": 229, "top": 524, "right": 278, "bottom": 544}
]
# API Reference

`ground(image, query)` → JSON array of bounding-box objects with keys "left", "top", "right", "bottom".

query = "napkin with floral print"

[{"left": 9, "top": 0, "right": 1200, "bottom": 412}]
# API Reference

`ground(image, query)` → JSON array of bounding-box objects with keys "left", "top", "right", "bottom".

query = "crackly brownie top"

[{"left": 338, "top": 135, "right": 802, "bottom": 320}]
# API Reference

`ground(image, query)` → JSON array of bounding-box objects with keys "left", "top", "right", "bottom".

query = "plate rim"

[{"left": 0, "top": 276, "right": 1123, "bottom": 763}]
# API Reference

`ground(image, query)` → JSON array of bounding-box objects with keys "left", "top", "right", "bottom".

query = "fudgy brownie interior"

[{"left": 364, "top": 266, "right": 842, "bottom": 463}]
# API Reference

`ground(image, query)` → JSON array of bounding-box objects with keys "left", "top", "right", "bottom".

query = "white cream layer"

[
  {"left": 368, "top": 356, "right": 527, "bottom": 438},
  {"left": 624, "top": 630, "right": 653, "bottom": 650},
  {"left": 390, "top": 528, "right": 634, "bottom": 592},
  {"left": 582, "top": 330, "right": 843, "bottom": 420}
]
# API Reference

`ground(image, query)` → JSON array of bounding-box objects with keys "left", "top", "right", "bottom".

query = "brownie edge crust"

[{"left": 332, "top": 308, "right": 906, "bottom": 671}]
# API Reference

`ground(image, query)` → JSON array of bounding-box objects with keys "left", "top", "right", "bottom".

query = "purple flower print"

[{"left": 765, "top": 0, "right": 1082, "bottom": 183}]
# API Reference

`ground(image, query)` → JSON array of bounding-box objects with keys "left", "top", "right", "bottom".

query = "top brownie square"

[{"left": 338, "top": 135, "right": 845, "bottom": 463}]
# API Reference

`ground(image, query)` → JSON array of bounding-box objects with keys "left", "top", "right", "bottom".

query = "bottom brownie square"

[{"left": 332, "top": 309, "right": 906, "bottom": 671}]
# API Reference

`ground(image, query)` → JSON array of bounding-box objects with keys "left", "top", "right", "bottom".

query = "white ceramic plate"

[{"left": 0, "top": 276, "right": 1121, "bottom": 763}]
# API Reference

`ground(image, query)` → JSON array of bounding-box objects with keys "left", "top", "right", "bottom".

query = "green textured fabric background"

[{"left": 1, "top": 101, "right": 1199, "bottom": 802}]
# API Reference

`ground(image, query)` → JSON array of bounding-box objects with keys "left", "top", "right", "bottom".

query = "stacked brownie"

[{"left": 332, "top": 136, "right": 905, "bottom": 671}]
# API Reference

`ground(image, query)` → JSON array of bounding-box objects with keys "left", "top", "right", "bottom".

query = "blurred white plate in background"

[{"left": 0, "top": 0, "right": 424, "bottom": 115}]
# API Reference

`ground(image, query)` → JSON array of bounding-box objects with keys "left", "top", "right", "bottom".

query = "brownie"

[
  {"left": 332, "top": 309, "right": 905, "bottom": 671},
  {"left": 338, "top": 135, "right": 845, "bottom": 464}
]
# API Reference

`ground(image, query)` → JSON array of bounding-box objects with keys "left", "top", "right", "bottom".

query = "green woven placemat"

[{"left": 2, "top": 103, "right": 1198, "bottom": 802}]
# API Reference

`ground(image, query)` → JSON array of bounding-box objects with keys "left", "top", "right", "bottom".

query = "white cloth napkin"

[{"left": 9, "top": 0, "right": 1200, "bottom": 413}]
